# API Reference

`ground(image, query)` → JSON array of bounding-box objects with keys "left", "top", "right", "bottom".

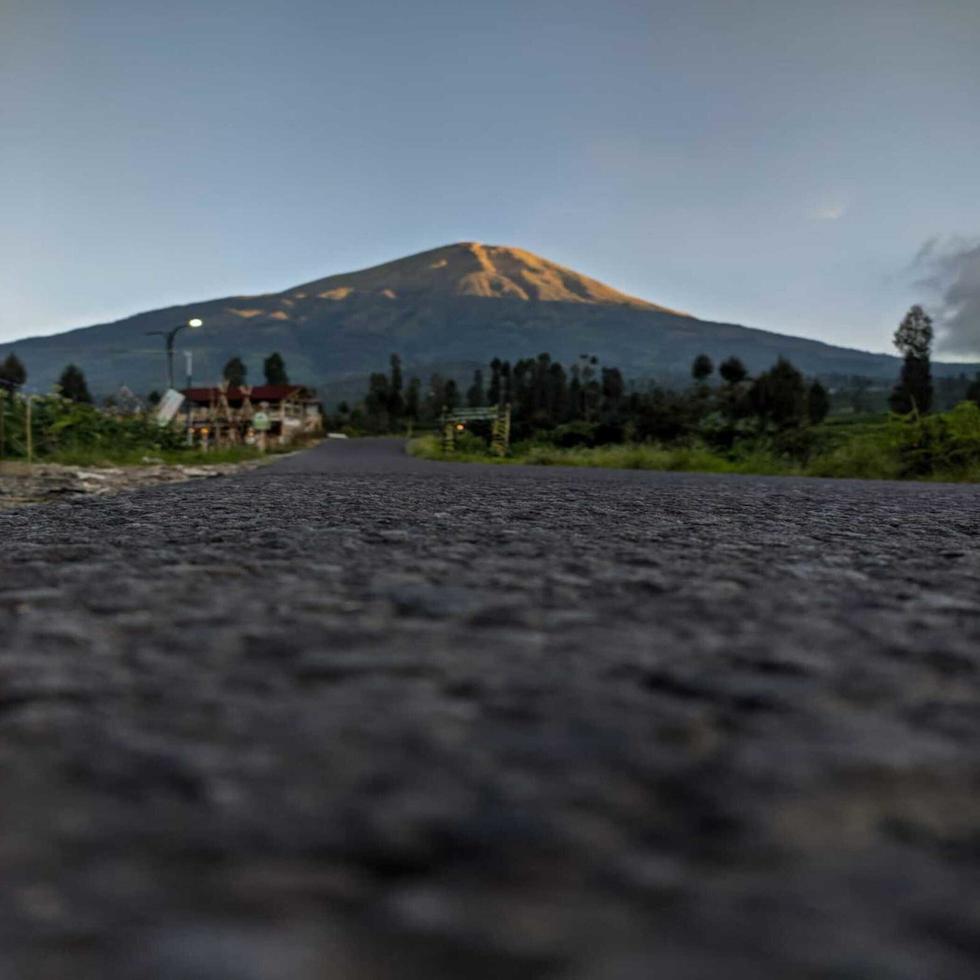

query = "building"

[{"left": 181, "top": 383, "right": 323, "bottom": 446}]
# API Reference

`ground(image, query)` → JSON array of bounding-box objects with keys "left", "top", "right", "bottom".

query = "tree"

[
  {"left": 719, "top": 356, "right": 747, "bottom": 386},
  {"left": 387, "top": 354, "right": 404, "bottom": 422},
  {"left": 0, "top": 353, "right": 27, "bottom": 389},
  {"left": 748, "top": 357, "right": 806, "bottom": 429},
  {"left": 467, "top": 369, "right": 485, "bottom": 407},
  {"left": 691, "top": 353, "right": 714, "bottom": 383},
  {"left": 444, "top": 379, "right": 459, "bottom": 412},
  {"left": 364, "top": 372, "right": 390, "bottom": 429},
  {"left": 487, "top": 358, "right": 502, "bottom": 405},
  {"left": 601, "top": 367, "right": 625, "bottom": 416},
  {"left": 58, "top": 364, "right": 92, "bottom": 404},
  {"left": 263, "top": 352, "right": 289, "bottom": 385},
  {"left": 890, "top": 305, "right": 933, "bottom": 414},
  {"left": 223, "top": 356, "right": 247, "bottom": 387},
  {"left": 147, "top": 390, "right": 162, "bottom": 406},
  {"left": 404, "top": 377, "right": 421, "bottom": 420},
  {"left": 966, "top": 373, "right": 980, "bottom": 407},
  {"left": 807, "top": 380, "right": 831, "bottom": 424}
]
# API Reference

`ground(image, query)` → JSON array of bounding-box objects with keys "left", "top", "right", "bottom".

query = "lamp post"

[{"left": 147, "top": 318, "right": 203, "bottom": 390}]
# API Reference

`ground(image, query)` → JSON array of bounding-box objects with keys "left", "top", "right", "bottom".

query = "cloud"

[
  {"left": 811, "top": 203, "right": 846, "bottom": 221},
  {"left": 912, "top": 237, "right": 980, "bottom": 356}
]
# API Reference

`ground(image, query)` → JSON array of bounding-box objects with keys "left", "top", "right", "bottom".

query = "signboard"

[
  {"left": 155, "top": 388, "right": 185, "bottom": 427},
  {"left": 252, "top": 411, "right": 271, "bottom": 432}
]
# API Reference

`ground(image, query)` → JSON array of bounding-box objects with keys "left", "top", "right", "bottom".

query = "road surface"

[{"left": 2, "top": 438, "right": 979, "bottom": 979}]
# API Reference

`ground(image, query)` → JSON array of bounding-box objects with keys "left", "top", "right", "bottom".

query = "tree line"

[
  {"left": 339, "top": 304, "right": 980, "bottom": 445},
  {"left": 0, "top": 351, "right": 294, "bottom": 406},
  {"left": 341, "top": 349, "right": 834, "bottom": 448}
]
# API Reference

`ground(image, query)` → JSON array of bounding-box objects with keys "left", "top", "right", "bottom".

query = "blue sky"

[{"left": 2, "top": 0, "right": 979, "bottom": 354}]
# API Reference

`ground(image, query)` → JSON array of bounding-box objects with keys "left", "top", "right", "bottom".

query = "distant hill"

[{"left": 2, "top": 242, "right": 975, "bottom": 400}]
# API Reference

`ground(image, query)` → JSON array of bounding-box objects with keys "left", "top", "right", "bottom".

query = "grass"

[
  {"left": 409, "top": 406, "right": 980, "bottom": 483},
  {"left": 410, "top": 435, "right": 802, "bottom": 475}
]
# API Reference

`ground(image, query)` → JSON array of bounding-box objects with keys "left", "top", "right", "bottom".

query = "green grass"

[
  {"left": 410, "top": 435, "right": 800, "bottom": 475},
  {"left": 409, "top": 405, "right": 980, "bottom": 482}
]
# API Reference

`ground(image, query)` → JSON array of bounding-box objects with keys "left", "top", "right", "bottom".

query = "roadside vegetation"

[
  {"left": 0, "top": 391, "right": 266, "bottom": 467},
  {"left": 409, "top": 403, "right": 980, "bottom": 482},
  {"left": 0, "top": 352, "right": 303, "bottom": 468},
  {"left": 344, "top": 305, "right": 980, "bottom": 483}
]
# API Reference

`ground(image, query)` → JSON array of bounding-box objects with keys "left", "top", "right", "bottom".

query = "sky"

[{"left": 2, "top": 0, "right": 979, "bottom": 356}]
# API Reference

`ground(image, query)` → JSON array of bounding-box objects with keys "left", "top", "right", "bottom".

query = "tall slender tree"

[
  {"left": 889, "top": 305, "right": 934, "bottom": 414},
  {"left": 364, "top": 372, "right": 390, "bottom": 429},
  {"left": 487, "top": 358, "right": 502, "bottom": 405},
  {"left": 807, "top": 380, "right": 831, "bottom": 423},
  {"left": 405, "top": 377, "right": 421, "bottom": 420},
  {"left": 467, "top": 369, "right": 485, "bottom": 407},
  {"left": 387, "top": 354, "right": 404, "bottom": 422},
  {"left": 601, "top": 367, "right": 625, "bottom": 416},
  {"left": 443, "top": 379, "right": 460, "bottom": 412},
  {"left": 966, "top": 373, "right": 980, "bottom": 407}
]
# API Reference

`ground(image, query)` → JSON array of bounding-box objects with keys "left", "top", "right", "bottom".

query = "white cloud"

[{"left": 810, "top": 203, "right": 847, "bottom": 221}]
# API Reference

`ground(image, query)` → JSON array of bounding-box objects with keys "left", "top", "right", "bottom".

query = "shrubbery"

[
  {"left": 0, "top": 393, "right": 185, "bottom": 462},
  {"left": 411, "top": 403, "right": 980, "bottom": 482}
]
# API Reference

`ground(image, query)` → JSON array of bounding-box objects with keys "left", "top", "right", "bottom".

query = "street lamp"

[{"left": 147, "top": 317, "right": 203, "bottom": 390}]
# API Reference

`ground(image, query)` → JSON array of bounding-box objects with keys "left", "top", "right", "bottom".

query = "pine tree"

[
  {"left": 601, "top": 367, "right": 625, "bottom": 415},
  {"left": 223, "top": 356, "right": 247, "bottom": 387},
  {"left": 467, "top": 369, "right": 485, "bottom": 407},
  {"left": 966, "top": 373, "right": 980, "bottom": 407},
  {"left": 58, "top": 364, "right": 92, "bottom": 403},
  {"left": 487, "top": 358, "right": 502, "bottom": 405},
  {"left": 547, "top": 361, "right": 569, "bottom": 424},
  {"left": 0, "top": 353, "right": 27, "bottom": 389},
  {"left": 263, "top": 352, "right": 289, "bottom": 385},
  {"left": 807, "top": 380, "right": 831, "bottom": 423},
  {"left": 387, "top": 354, "right": 404, "bottom": 422},
  {"left": 499, "top": 361, "right": 512, "bottom": 406},
  {"left": 364, "top": 372, "right": 390, "bottom": 429},
  {"left": 404, "top": 377, "right": 421, "bottom": 420},
  {"left": 889, "top": 305, "right": 934, "bottom": 414},
  {"left": 444, "top": 379, "right": 460, "bottom": 411}
]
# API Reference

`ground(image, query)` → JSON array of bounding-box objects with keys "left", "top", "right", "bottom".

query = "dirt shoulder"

[{"left": 0, "top": 458, "right": 272, "bottom": 509}]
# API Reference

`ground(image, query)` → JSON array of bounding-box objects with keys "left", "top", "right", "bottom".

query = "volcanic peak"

[{"left": 294, "top": 242, "right": 688, "bottom": 314}]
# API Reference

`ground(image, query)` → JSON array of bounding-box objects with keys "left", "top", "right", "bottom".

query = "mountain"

[{"left": 2, "top": 242, "right": 974, "bottom": 400}]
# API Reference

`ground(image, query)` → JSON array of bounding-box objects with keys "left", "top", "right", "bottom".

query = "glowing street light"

[{"left": 146, "top": 317, "right": 203, "bottom": 390}]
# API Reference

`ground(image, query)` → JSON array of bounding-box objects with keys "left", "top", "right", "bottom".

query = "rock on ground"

[{"left": 0, "top": 459, "right": 268, "bottom": 509}]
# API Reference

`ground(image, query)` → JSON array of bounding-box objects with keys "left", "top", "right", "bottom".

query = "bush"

[
  {"left": 0, "top": 393, "right": 186, "bottom": 462},
  {"left": 551, "top": 421, "right": 597, "bottom": 448},
  {"left": 896, "top": 401, "right": 980, "bottom": 477}
]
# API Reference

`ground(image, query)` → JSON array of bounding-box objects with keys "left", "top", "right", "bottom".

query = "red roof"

[{"left": 182, "top": 384, "right": 316, "bottom": 404}]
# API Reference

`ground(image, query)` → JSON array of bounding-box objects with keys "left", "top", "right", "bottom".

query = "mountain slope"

[
  {"left": 292, "top": 242, "right": 686, "bottom": 311},
  {"left": 1, "top": 242, "right": 972, "bottom": 398}
]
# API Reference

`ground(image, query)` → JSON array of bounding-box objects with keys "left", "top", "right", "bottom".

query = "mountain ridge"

[{"left": 1, "top": 243, "right": 974, "bottom": 398}]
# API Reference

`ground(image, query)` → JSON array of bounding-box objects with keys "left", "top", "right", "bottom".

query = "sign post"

[
  {"left": 155, "top": 388, "right": 185, "bottom": 427},
  {"left": 252, "top": 409, "right": 271, "bottom": 452}
]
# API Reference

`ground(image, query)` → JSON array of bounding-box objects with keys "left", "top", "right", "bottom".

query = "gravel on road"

[{"left": 1, "top": 438, "right": 979, "bottom": 979}]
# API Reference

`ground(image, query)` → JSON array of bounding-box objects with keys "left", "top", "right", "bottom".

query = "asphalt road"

[{"left": 2, "top": 438, "right": 979, "bottom": 979}]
